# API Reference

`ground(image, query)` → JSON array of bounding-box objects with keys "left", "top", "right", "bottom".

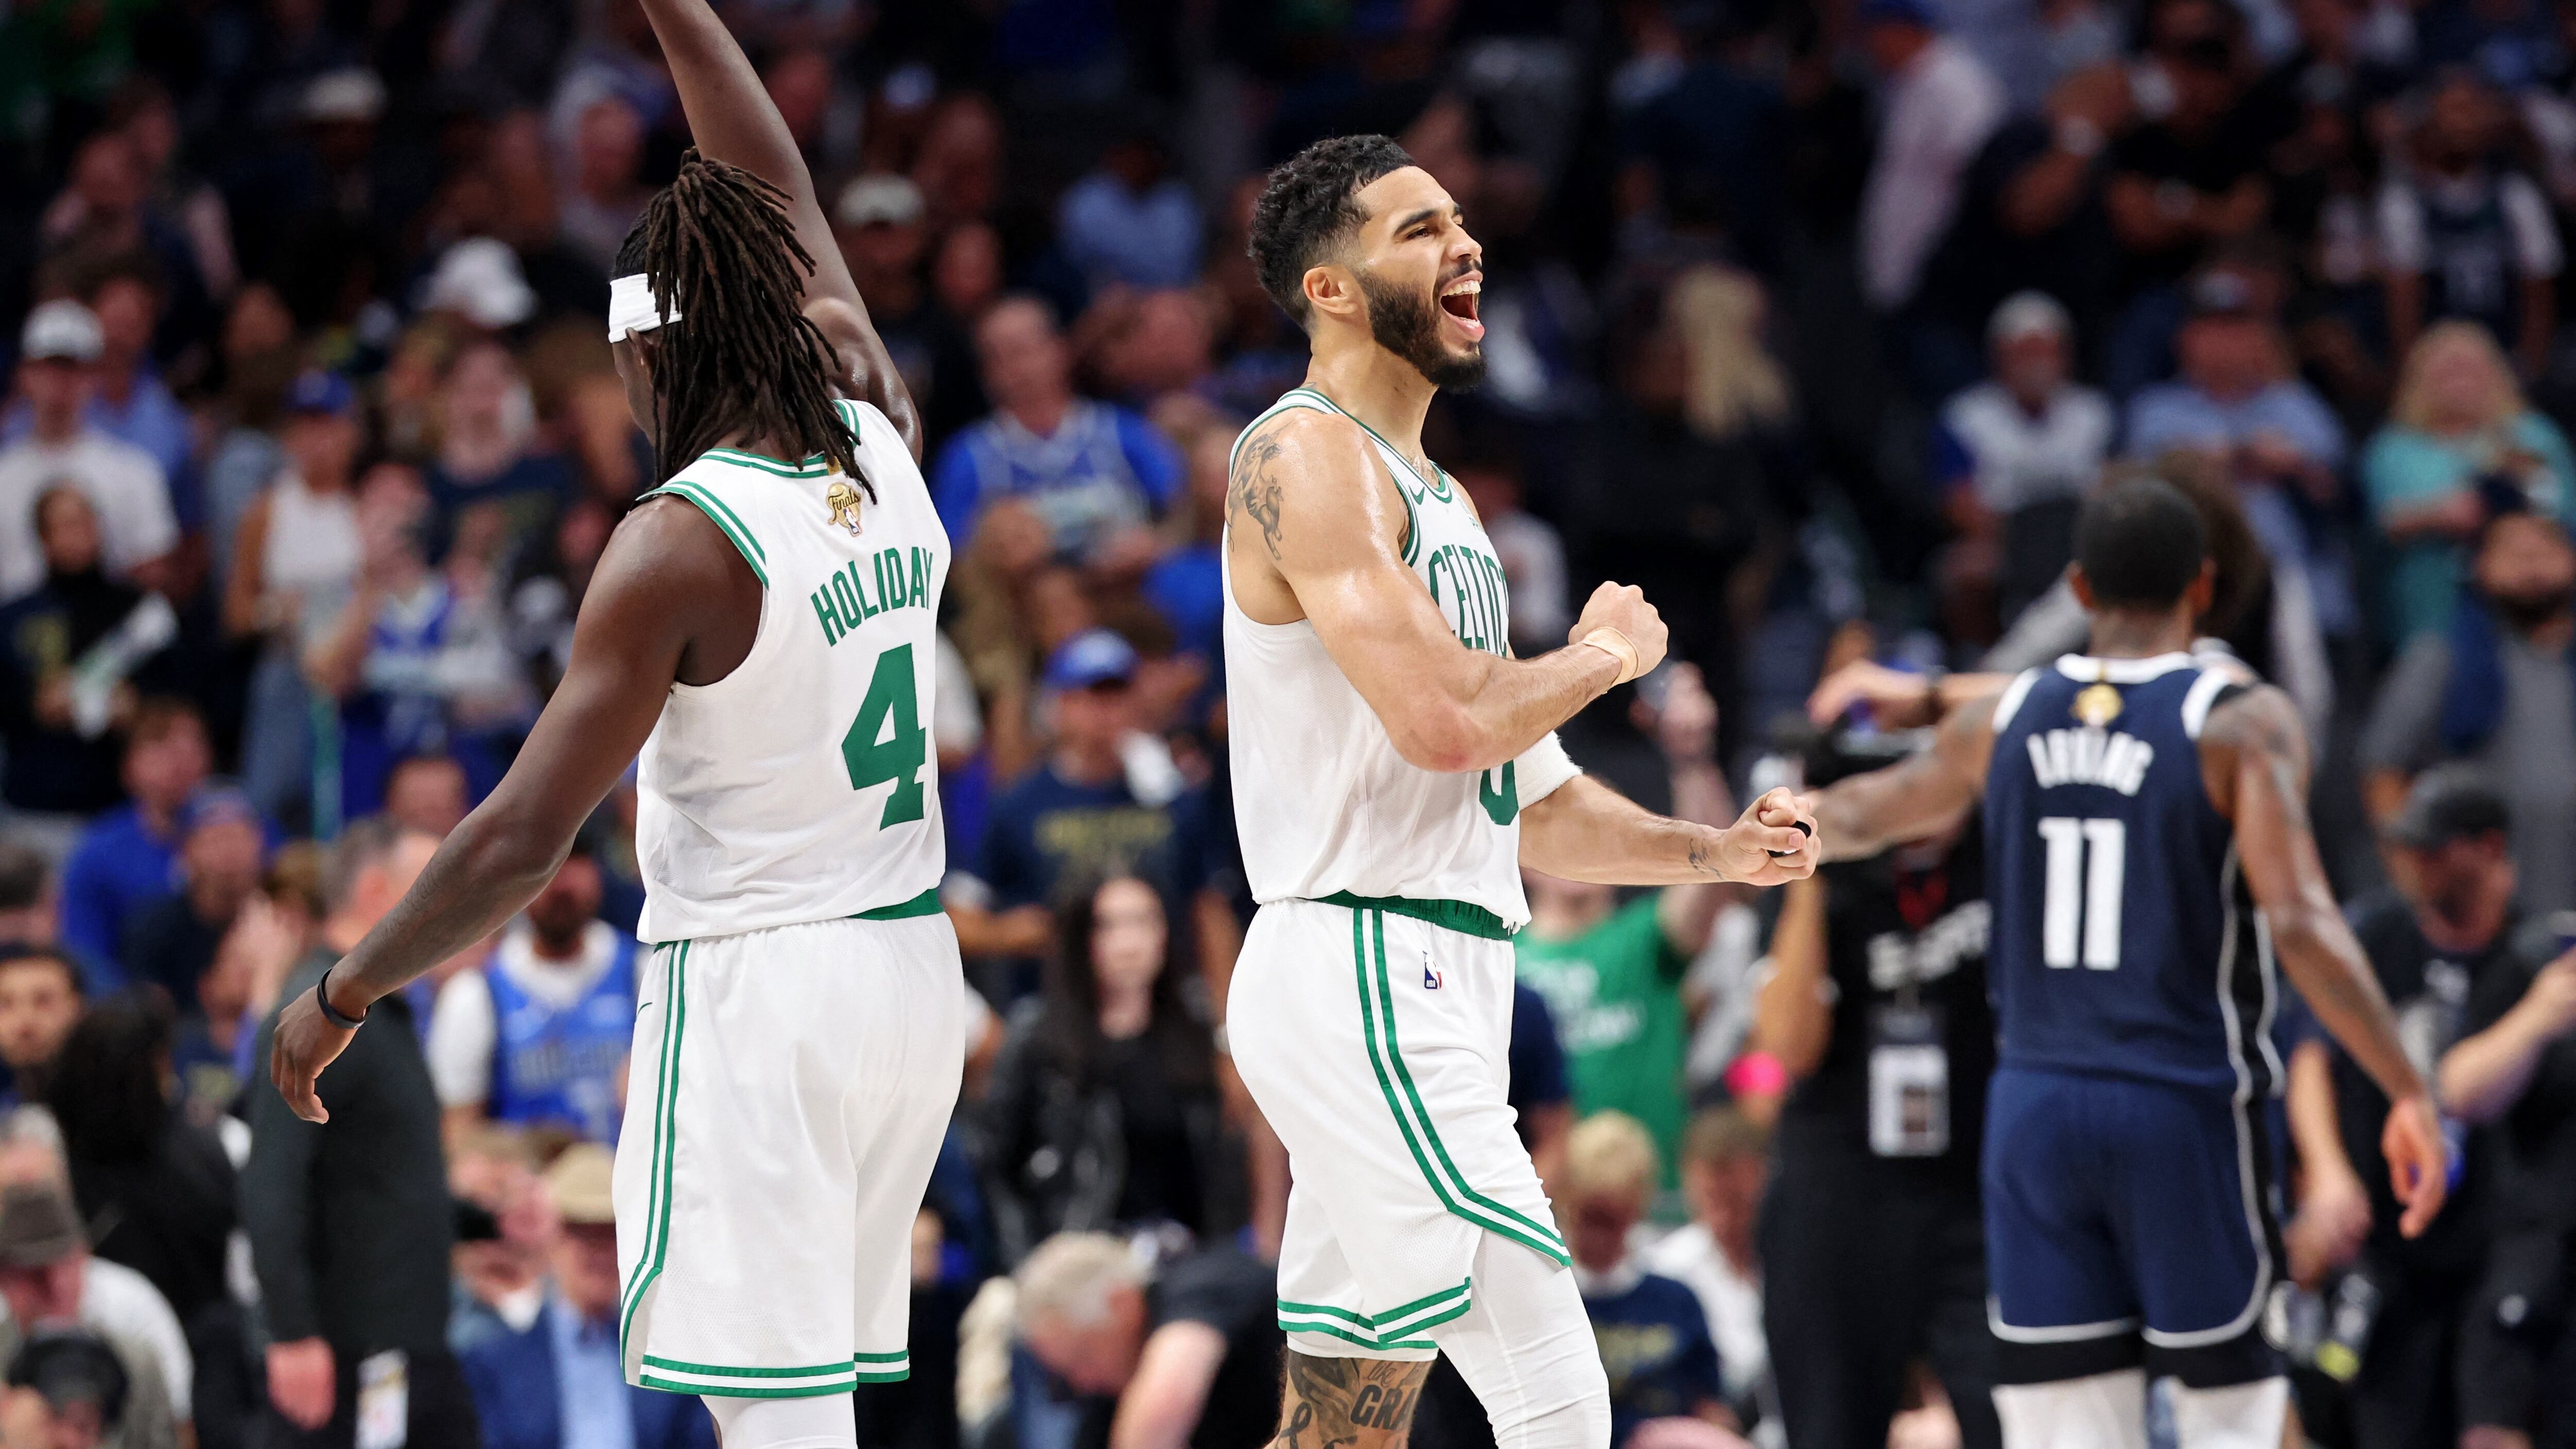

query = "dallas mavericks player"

[{"left": 1811, "top": 479, "right": 2449, "bottom": 1447}]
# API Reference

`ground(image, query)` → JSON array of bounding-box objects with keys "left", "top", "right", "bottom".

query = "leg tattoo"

[{"left": 1274, "top": 1354, "right": 1433, "bottom": 1449}]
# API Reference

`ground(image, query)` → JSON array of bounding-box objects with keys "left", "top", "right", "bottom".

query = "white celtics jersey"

[
  {"left": 1222, "top": 386, "right": 1579, "bottom": 930},
  {"left": 633, "top": 399, "right": 948, "bottom": 943}
]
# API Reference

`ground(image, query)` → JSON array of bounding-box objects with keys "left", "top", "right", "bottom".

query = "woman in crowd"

[
  {"left": 978, "top": 872, "right": 1239, "bottom": 1265},
  {"left": 2363, "top": 321, "right": 2576, "bottom": 643},
  {"left": 44, "top": 991, "right": 236, "bottom": 1327}
]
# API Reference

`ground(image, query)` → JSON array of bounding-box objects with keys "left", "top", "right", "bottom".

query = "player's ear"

[
  {"left": 1303, "top": 263, "right": 1362, "bottom": 325},
  {"left": 2065, "top": 561, "right": 2095, "bottom": 612},
  {"left": 2188, "top": 559, "right": 2216, "bottom": 622}
]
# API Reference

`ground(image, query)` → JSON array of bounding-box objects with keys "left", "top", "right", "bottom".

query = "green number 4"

[{"left": 841, "top": 643, "right": 928, "bottom": 826}]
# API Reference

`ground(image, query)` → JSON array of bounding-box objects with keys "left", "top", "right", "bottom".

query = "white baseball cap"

[
  {"left": 1988, "top": 290, "right": 2072, "bottom": 346},
  {"left": 835, "top": 174, "right": 926, "bottom": 229},
  {"left": 19, "top": 300, "right": 103, "bottom": 364}
]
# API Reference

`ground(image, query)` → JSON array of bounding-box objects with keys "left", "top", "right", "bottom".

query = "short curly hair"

[{"left": 1247, "top": 134, "right": 1416, "bottom": 330}]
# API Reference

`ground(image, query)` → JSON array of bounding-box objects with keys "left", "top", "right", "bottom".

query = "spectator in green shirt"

[{"left": 1517, "top": 665, "right": 1742, "bottom": 1184}]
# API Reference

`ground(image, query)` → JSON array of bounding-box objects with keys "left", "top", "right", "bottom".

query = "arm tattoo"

[
  {"left": 1231, "top": 425, "right": 1289, "bottom": 560},
  {"left": 1274, "top": 1353, "right": 1431, "bottom": 1449}
]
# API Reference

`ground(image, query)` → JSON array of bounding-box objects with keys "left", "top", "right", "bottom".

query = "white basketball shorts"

[
  {"left": 1229, "top": 895, "right": 1571, "bottom": 1361},
  {"left": 614, "top": 905, "right": 965, "bottom": 1398}
]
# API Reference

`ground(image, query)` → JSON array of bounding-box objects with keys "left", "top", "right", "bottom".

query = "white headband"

[{"left": 607, "top": 274, "right": 682, "bottom": 342}]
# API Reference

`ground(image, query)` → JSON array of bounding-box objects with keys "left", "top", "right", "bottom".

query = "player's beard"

[{"left": 1358, "top": 267, "right": 1485, "bottom": 392}]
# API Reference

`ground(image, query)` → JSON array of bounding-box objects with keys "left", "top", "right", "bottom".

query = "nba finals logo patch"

[
  {"left": 2072, "top": 683, "right": 2123, "bottom": 728},
  {"left": 826, "top": 479, "right": 866, "bottom": 535}
]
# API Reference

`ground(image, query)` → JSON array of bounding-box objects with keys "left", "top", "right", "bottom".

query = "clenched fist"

[{"left": 1570, "top": 582, "right": 1669, "bottom": 683}]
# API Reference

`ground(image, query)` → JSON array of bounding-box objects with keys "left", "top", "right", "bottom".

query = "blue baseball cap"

[
  {"left": 181, "top": 786, "right": 263, "bottom": 837},
  {"left": 284, "top": 370, "right": 354, "bottom": 417},
  {"left": 1043, "top": 629, "right": 1140, "bottom": 691}
]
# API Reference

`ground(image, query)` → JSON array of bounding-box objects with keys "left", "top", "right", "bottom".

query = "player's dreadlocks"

[{"left": 615, "top": 150, "right": 869, "bottom": 498}]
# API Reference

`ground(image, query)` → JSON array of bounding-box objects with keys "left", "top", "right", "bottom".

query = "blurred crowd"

[{"left": 1, "top": 1, "right": 2575, "bottom": 1448}]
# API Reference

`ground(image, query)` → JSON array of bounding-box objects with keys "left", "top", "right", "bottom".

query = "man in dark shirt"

[
  {"left": 242, "top": 816, "right": 473, "bottom": 1449},
  {"left": 2438, "top": 829, "right": 2576, "bottom": 1448},
  {"left": 2289, "top": 767, "right": 2515, "bottom": 1447},
  {"left": 1013, "top": 1233, "right": 1282, "bottom": 1449},
  {"left": 122, "top": 789, "right": 264, "bottom": 1014}
]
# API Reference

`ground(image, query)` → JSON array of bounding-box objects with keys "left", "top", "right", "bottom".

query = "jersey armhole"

[
  {"left": 2181, "top": 671, "right": 2246, "bottom": 740},
  {"left": 639, "top": 482, "right": 769, "bottom": 589}
]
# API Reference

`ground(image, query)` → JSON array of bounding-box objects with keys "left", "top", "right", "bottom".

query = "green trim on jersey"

[
  {"left": 641, "top": 482, "right": 769, "bottom": 587},
  {"left": 1296, "top": 387, "right": 1455, "bottom": 503},
  {"left": 619, "top": 942, "right": 690, "bottom": 1361},
  {"left": 1315, "top": 891, "right": 1514, "bottom": 940},
  {"left": 1350, "top": 909, "right": 1570, "bottom": 1265},
  {"left": 852, "top": 887, "right": 943, "bottom": 920},
  {"left": 1275, "top": 1277, "right": 1472, "bottom": 1348},
  {"left": 638, "top": 1376, "right": 863, "bottom": 1398}
]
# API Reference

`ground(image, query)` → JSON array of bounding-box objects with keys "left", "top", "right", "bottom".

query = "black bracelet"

[{"left": 314, "top": 966, "right": 368, "bottom": 1029}]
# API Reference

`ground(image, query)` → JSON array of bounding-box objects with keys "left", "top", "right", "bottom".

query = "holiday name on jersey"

[
  {"left": 809, "top": 544, "right": 937, "bottom": 646},
  {"left": 2024, "top": 727, "right": 2155, "bottom": 796}
]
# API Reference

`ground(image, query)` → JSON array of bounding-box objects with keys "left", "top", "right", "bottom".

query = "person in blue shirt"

[
  {"left": 1559, "top": 1113, "right": 1736, "bottom": 1449},
  {"left": 426, "top": 842, "right": 639, "bottom": 1143},
  {"left": 947, "top": 630, "right": 1213, "bottom": 990},
  {"left": 59, "top": 698, "right": 213, "bottom": 987},
  {"left": 458, "top": 1144, "right": 717, "bottom": 1449},
  {"left": 932, "top": 298, "right": 1180, "bottom": 563}
]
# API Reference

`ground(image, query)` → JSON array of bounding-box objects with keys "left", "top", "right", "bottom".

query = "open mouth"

[{"left": 1439, "top": 275, "right": 1484, "bottom": 339}]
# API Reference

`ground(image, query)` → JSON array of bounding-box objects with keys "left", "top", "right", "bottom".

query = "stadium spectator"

[
  {"left": 426, "top": 842, "right": 638, "bottom": 1144},
  {"left": 1516, "top": 664, "right": 1737, "bottom": 1179},
  {"left": 980, "top": 874, "right": 1234, "bottom": 1265},
  {"left": 2378, "top": 71, "right": 2562, "bottom": 376},
  {"left": 1750, "top": 741, "right": 1997, "bottom": 1449},
  {"left": 445, "top": 1128, "right": 555, "bottom": 1346},
  {"left": 1861, "top": 0, "right": 2008, "bottom": 401},
  {"left": 1058, "top": 132, "right": 1202, "bottom": 292},
  {"left": 226, "top": 370, "right": 364, "bottom": 825},
  {"left": 1559, "top": 1113, "right": 1741, "bottom": 1449},
  {"left": 44, "top": 992, "right": 234, "bottom": 1328},
  {"left": 380, "top": 756, "right": 470, "bottom": 842},
  {"left": 243, "top": 819, "right": 473, "bottom": 1449},
  {"left": 1011, "top": 1233, "right": 1282, "bottom": 1449},
  {"left": 1639, "top": 1109, "right": 1773, "bottom": 1437},
  {"left": 1937, "top": 292, "right": 2115, "bottom": 633},
  {"left": 0, "top": 951, "right": 82, "bottom": 1111},
  {"left": 2436, "top": 875, "right": 2576, "bottom": 1443},
  {"left": 947, "top": 631, "right": 1210, "bottom": 975},
  {"left": 0, "top": 302, "right": 177, "bottom": 604},
  {"left": 0, "top": 488, "right": 178, "bottom": 819},
  {"left": 0, "top": 847, "right": 58, "bottom": 948},
  {"left": 422, "top": 344, "right": 572, "bottom": 556},
  {"left": 933, "top": 298, "right": 1181, "bottom": 564},
  {"left": 834, "top": 174, "right": 984, "bottom": 447},
  {"left": 58, "top": 701, "right": 213, "bottom": 982},
  {"left": 555, "top": 97, "right": 652, "bottom": 275},
  {"left": 0, "top": 1172, "right": 189, "bottom": 1449},
  {"left": 120, "top": 789, "right": 265, "bottom": 1014},
  {"left": 2362, "top": 323, "right": 2576, "bottom": 644},
  {"left": 2363, "top": 504, "right": 2576, "bottom": 912},
  {"left": 456, "top": 1144, "right": 719, "bottom": 1449}
]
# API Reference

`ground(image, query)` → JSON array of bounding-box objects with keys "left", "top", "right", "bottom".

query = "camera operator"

[{"left": 1749, "top": 728, "right": 1999, "bottom": 1449}]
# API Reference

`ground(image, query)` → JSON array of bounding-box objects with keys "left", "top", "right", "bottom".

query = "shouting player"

[
  {"left": 1810, "top": 478, "right": 2448, "bottom": 1448},
  {"left": 267, "top": 3, "right": 959, "bottom": 1447},
  {"left": 1223, "top": 134, "right": 1818, "bottom": 1449}
]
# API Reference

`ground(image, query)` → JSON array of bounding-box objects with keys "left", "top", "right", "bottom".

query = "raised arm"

[
  {"left": 2202, "top": 684, "right": 2447, "bottom": 1237},
  {"left": 1227, "top": 406, "right": 1661, "bottom": 774},
  {"left": 634, "top": 0, "right": 921, "bottom": 459},
  {"left": 267, "top": 502, "right": 748, "bottom": 1122},
  {"left": 1809, "top": 693, "right": 1997, "bottom": 862}
]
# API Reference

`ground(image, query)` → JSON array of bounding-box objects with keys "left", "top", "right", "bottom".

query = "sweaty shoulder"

[
  {"left": 2195, "top": 680, "right": 2308, "bottom": 817},
  {"left": 1227, "top": 405, "right": 1406, "bottom": 567},
  {"left": 602, "top": 495, "right": 764, "bottom": 685}
]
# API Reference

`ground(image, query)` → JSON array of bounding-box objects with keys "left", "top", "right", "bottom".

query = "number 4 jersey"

[
  {"left": 1984, "top": 653, "right": 2278, "bottom": 1096},
  {"left": 632, "top": 399, "right": 948, "bottom": 943}
]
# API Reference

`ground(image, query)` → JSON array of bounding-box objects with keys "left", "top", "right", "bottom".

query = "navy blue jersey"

[{"left": 1984, "top": 654, "right": 2278, "bottom": 1095}]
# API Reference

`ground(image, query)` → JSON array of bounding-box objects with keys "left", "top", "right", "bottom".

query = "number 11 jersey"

[
  {"left": 633, "top": 398, "right": 948, "bottom": 943},
  {"left": 1982, "top": 652, "right": 2279, "bottom": 1096}
]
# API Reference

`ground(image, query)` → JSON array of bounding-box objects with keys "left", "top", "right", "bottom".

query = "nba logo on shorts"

[{"left": 1423, "top": 952, "right": 1443, "bottom": 990}]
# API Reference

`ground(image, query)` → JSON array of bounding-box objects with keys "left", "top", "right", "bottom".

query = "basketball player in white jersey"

[
  {"left": 267, "top": 5, "right": 957, "bottom": 1448},
  {"left": 1224, "top": 135, "right": 1819, "bottom": 1449}
]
